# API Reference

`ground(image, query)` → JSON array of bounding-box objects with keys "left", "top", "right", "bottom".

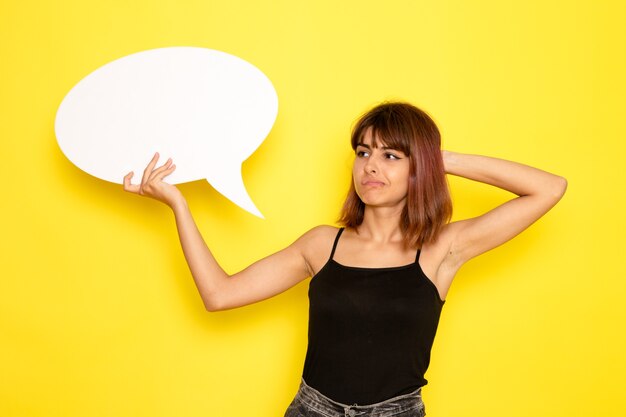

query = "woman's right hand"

[{"left": 123, "top": 152, "right": 185, "bottom": 209}]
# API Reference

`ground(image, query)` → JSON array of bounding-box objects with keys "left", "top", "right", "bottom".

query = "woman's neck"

[{"left": 355, "top": 205, "right": 404, "bottom": 244}]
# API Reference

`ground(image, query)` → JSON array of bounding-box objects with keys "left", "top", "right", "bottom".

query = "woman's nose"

[{"left": 364, "top": 157, "right": 377, "bottom": 173}]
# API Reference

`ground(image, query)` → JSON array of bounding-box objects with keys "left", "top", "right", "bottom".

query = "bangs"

[{"left": 351, "top": 108, "right": 414, "bottom": 156}]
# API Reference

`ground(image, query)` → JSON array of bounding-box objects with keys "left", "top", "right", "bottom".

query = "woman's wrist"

[
  {"left": 441, "top": 150, "right": 458, "bottom": 174},
  {"left": 170, "top": 197, "right": 189, "bottom": 215}
]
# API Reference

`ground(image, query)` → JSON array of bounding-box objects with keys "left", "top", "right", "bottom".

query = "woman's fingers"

[
  {"left": 123, "top": 155, "right": 182, "bottom": 208},
  {"left": 123, "top": 171, "right": 140, "bottom": 193},
  {"left": 153, "top": 163, "right": 176, "bottom": 182},
  {"left": 124, "top": 152, "right": 177, "bottom": 200},
  {"left": 141, "top": 152, "right": 160, "bottom": 187},
  {"left": 144, "top": 159, "right": 173, "bottom": 189},
  {"left": 148, "top": 158, "right": 173, "bottom": 181}
]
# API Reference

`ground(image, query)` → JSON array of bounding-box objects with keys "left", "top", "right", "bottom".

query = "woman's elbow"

[
  {"left": 204, "top": 301, "right": 221, "bottom": 312},
  {"left": 552, "top": 175, "right": 568, "bottom": 200},
  {"left": 541, "top": 175, "right": 567, "bottom": 206},
  {"left": 202, "top": 294, "right": 224, "bottom": 312}
]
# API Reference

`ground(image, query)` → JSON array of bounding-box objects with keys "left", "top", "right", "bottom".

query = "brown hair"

[{"left": 338, "top": 101, "right": 452, "bottom": 248}]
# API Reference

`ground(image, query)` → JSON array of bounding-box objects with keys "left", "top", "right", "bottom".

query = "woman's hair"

[{"left": 338, "top": 101, "right": 453, "bottom": 248}]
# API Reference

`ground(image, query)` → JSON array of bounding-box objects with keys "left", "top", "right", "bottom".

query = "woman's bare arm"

[
  {"left": 124, "top": 152, "right": 314, "bottom": 312},
  {"left": 442, "top": 150, "right": 567, "bottom": 267},
  {"left": 170, "top": 200, "right": 313, "bottom": 311}
]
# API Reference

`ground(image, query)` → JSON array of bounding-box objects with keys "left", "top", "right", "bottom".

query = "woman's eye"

[
  {"left": 385, "top": 153, "right": 401, "bottom": 160},
  {"left": 356, "top": 150, "right": 369, "bottom": 157}
]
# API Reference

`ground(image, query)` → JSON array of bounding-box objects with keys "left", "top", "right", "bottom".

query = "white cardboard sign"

[{"left": 55, "top": 47, "right": 279, "bottom": 218}]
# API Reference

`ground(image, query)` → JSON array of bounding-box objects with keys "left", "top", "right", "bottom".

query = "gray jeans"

[{"left": 284, "top": 378, "right": 426, "bottom": 417}]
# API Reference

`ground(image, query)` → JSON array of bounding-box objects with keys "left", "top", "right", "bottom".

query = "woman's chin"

[{"left": 362, "top": 199, "right": 407, "bottom": 210}]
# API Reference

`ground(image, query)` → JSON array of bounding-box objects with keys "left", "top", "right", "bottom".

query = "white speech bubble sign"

[{"left": 55, "top": 46, "right": 278, "bottom": 218}]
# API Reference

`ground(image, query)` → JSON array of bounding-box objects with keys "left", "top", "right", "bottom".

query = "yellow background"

[{"left": 1, "top": 1, "right": 624, "bottom": 416}]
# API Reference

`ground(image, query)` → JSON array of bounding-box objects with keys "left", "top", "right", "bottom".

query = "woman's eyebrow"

[{"left": 356, "top": 142, "right": 396, "bottom": 151}]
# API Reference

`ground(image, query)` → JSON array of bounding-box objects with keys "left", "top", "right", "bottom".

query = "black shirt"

[{"left": 301, "top": 227, "right": 446, "bottom": 405}]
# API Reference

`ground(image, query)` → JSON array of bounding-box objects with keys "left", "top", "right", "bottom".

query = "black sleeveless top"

[{"left": 301, "top": 227, "right": 446, "bottom": 405}]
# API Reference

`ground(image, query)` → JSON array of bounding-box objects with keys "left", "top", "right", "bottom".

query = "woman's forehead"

[
  {"left": 357, "top": 126, "right": 410, "bottom": 156},
  {"left": 360, "top": 128, "right": 387, "bottom": 148}
]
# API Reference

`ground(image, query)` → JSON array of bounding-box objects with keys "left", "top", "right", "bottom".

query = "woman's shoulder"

[
  {"left": 292, "top": 225, "right": 341, "bottom": 273},
  {"left": 296, "top": 224, "right": 341, "bottom": 247}
]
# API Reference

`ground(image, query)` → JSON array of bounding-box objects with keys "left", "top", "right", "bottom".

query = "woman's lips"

[{"left": 362, "top": 180, "right": 385, "bottom": 187}]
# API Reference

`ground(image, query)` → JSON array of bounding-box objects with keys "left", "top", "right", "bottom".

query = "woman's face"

[{"left": 352, "top": 129, "right": 410, "bottom": 209}]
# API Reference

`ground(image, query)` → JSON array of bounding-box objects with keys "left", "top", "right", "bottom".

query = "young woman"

[{"left": 123, "top": 102, "right": 567, "bottom": 417}]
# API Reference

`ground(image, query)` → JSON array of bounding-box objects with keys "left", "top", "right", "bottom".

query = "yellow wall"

[{"left": 1, "top": 1, "right": 624, "bottom": 416}]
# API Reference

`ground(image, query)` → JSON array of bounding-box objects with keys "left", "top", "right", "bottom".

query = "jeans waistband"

[{"left": 296, "top": 378, "right": 424, "bottom": 417}]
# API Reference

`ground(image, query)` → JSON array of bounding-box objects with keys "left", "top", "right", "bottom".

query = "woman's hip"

[{"left": 284, "top": 378, "right": 426, "bottom": 417}]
